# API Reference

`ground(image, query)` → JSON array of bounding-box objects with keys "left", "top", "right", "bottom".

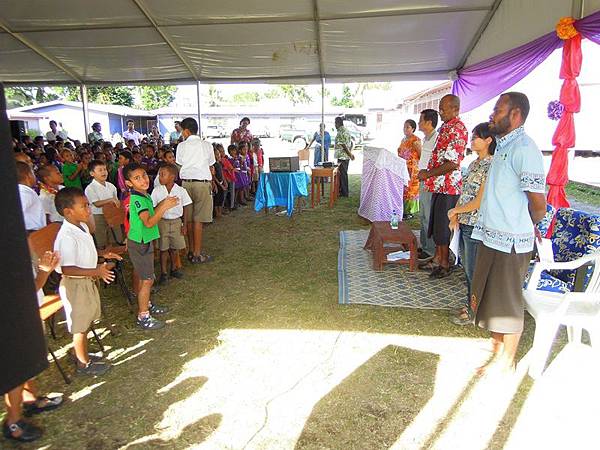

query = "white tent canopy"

[{"left": 0, "top": 0, "right": 597, "bottom": 86}]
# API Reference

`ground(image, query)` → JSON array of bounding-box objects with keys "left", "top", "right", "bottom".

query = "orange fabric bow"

[{"left": 556, "top": 17, "right": 578, "bottom": 40}]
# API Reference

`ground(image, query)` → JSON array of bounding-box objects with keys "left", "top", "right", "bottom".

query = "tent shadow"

[{"left": 295, "top": 344, "right": 438, "bottom": 449}]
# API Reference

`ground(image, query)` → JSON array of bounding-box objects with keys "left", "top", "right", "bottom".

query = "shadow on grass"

[{"left": 295, "top": 345, "right": 438, "bottom": 450}]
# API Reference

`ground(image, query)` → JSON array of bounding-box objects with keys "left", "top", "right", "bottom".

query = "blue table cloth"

[{"left": 254, "top": 172, "right": 310, "bottom": 217}]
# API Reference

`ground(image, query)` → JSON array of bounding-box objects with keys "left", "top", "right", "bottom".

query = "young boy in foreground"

[
  {"left": 151, "top": 164, "right": 192, "bottom": 284},
  {"left": 123, "top": 162, "right": 179, "bottom": 330},
  {"left": 54, "top": 187, "right": 121, "bottom": 375}
]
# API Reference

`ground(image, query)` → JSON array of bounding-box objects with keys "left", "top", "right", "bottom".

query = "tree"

[
  {"left": 231, "top": 91, "right": 261, "bottom": 104},
  {"left": 331, "top": 85, "right": 357, "bottom": 108},
  {"left": 278, "top": 85, "right": 312, "bottom": 105},
  {"left": 137, "top": 85, "right": 176, "bottom": 110},
  {"left": 5, "top": 87, "right": 59, "bottom": 108},
  {"left": 54, "top": 86, "right": 135, "bottom": 106},
  {"left": 207, "top": 85, "right": 224, "bottom": 107}
]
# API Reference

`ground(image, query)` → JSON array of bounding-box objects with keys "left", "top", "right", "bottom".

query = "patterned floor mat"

[{"left": 338, "top": 230, "right": 466, "bottom": 309}]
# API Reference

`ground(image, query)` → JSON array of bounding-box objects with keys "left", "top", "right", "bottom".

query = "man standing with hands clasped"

[
  {"left": 418, "top": 94, "right": 467, "bottom": 279},
  {"left": 470, "top": 92, "right": 546, "bottom": 375},
  {"left": 176, "top": 117, "right": 216, "bottom": 264},
  {"left": 334, "top": 116, "right": 355, "bottom": 197}
]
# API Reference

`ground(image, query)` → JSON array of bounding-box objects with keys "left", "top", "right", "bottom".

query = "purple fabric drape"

[{"left": 452, "top": 10, "right": 600, "bottom": 113}]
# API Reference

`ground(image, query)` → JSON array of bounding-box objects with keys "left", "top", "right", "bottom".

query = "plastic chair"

[{"left": 524, "top": 251, "right": 600, "bottom": 378}]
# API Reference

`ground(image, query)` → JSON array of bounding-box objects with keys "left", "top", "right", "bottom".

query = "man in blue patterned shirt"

[{"left": 470, "top": 92, "right": 547, "bottom": 375}]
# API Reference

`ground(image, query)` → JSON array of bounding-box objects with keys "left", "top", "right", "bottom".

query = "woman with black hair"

[{"left": 447, "top": 122, "right": 496, "bottom": 326}]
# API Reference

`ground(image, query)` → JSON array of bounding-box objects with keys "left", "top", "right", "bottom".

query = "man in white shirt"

[
  {"left": 176, "top": 117, "right": 215, "bottom": 264},
  {"left": 417, "top": 109, "right": 439, "bottom": 261},
  {"left": 46, "top": 120, "right": 69, "bottom": 143},
  {"left": 16, "top": 161, "right": 46, "bottom": 231},
  {"left": 122, "top": 120, "right": 142, "bottom": 146}
]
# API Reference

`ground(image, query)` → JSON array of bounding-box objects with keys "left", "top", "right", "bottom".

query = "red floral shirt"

[
  {"left": 425, "top": 116, "right": 467, "bottom": 195},
  {"left": 231, "top": 127, "right": 253, "bottom": 145}
]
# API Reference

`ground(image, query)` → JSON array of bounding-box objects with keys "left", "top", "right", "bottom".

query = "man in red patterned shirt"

[{"left": 418, "top": 94, "right": 467, "bottom": 278}]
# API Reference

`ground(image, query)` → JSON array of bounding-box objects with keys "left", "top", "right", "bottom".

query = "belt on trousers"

[{"left": 182, "top": 179, "right": 211, "bottom": 183}]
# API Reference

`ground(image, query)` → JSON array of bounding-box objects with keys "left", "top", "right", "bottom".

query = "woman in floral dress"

[{"left": 397, "top": 119, "right": 422, "bottom": 218}]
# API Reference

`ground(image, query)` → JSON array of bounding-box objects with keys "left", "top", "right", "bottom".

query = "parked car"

[
  {"left": 252, "top": 124, "right": 271, "bottom": 138},
  {"left": 204, "top": 125, "right": 226, "bottom": 138},
  {"left": 280, "top": 122, "right": 365, "bottom": 147}
]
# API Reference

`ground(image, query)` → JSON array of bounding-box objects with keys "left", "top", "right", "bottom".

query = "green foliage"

[
  {"left": 207, "top": 85, "right": 224, "bottom": 107},
  {"left": 278, "top": 85, "right": 312, "bottom": 105},
  {"left": 264, "top": 89, "right": 281, "bottom": 100},
  {"left": 5, "top": 87, "right": 59, "bottom": 108},
  {"left": 54, "top": 86, "right": 81, "bottom": 101},
  {"left": 26, "top": 128, "right": 42, "bottom": 138},
  {"left": 331, "top": 85, "right": 357, "bottom": 108},
  {"left": 232, "top": 91, "right": 261, "bottom": 104},
  {"left": 138, "top": 85, "right": 176, "bottom": 110}
]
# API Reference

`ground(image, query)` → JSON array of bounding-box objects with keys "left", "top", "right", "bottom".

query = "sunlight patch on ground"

[
  {"left": 122, "top": 329, "right": 490, "bottom": 449},
  {"left": 69, "top": 381, "right": 106, "bottom": 402},
  {"left": 504, "top": 343, "right": 600, "bottom": 450}
]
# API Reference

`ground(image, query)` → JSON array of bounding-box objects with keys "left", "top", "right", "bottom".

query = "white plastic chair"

[{"left": 524, "top": 251, "right": 600, "bottom": 378}]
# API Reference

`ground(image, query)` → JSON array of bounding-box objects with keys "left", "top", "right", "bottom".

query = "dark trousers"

[{"left": 338, "top": 159, "right": 350, "bottom": 197}]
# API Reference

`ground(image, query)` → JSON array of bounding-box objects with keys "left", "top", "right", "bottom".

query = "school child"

[
  {"left": 228, "top": 145, "right": 246, "bottom": 206},
  {"left": 218, "top": 144, "right": 236, "bottom": 211},
  {"left": 16, "top": 161, "right": 46, "bottom": 232},
  {"left": 37, "top": 164, "right": 64, "bottom": 223},
  {"left": 60, "top": 149, "right": 83, "bottom": 189},
  {"left": 116, "top": 150, "right": 133, "bottom": 199},
  {"left": 212, "top": 147, "right": 227, "bottom": 218}
]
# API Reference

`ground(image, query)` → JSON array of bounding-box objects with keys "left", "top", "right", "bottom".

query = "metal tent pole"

[
  {"left": 80, "top": 85, "right": 90, "bottom": 143},
  {"left": 321, "top": 78, "right": 326, "bottom": 163},
  {"left": 196, "top": 81, "right": 202, "bottom": 137}
]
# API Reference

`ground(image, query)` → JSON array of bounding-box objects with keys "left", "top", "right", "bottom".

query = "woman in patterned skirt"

[{"left": 397, "top": 119, "right": 422, "bottom": 219}]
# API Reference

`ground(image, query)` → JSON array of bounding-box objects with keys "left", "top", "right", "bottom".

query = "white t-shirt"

[
  {"left": 54, "top": 221, "right": 98, "bottom": 273},
  {"left": 176, "top": 135, "right": 215, "bottom": 181},
  {"left": 46, "top": 130, "right": 68, "bottom": 142},
  {"left": 39, "top": 185, "right": 64, "bottom": 223},
  {"left": 151, "top": 183, "right": 192, "bottom": 220},
  {"left": 123, "top": 130, "right": 142, "bottom": 145},
  {"left": 85, "top": 179, "right": 118, "bottom": 215},
  {"left": 19, "top": 184, "right": 46, "bottom": 231},
  {"left": 418, "top": 130, "right": 438, "bottom": 170}
]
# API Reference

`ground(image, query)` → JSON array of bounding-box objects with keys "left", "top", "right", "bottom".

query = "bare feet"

[{"left": 476, "top": 356, "right": 515, "bottom": 377}]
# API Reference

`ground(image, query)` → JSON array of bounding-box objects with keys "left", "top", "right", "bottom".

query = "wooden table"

[
  {"left": 363, "top": 221, "right": 418, "bottom": 271},
  {"left": 311, "top": 166, "right": 339, "bottom": 208}
]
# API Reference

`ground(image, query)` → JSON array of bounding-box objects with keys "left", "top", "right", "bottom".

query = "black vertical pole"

[{"left": 0, "top": 83, "right": 49, "bottom": 394}]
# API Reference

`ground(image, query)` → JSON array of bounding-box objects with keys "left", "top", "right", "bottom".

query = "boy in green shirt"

[
  {"left": 123, "top": 162, "right": 179, "bottom": 330},
  {"left": 60, "top": 149, "right": 84, "bottom": 189}
]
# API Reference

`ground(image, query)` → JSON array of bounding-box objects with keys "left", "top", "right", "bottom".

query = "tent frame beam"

[
  {"left": 130, "top": 0, "right": 200, "bottom": 81},
  {"left": 5, "top": 5, "right": 494, "bottom": 33},
  {"left": 456, "top": 0, "right": 504, "bottom": 71},
  {"left": 2, "top": 70, "right": 451, "bottom": 87},
  {"left": 0, "top": 18, "right": 81, "bottom": 83}
]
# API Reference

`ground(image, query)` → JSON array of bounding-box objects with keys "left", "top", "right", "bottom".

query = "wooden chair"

[
  {"left": 29, "top": 223, "right": 105, "bottom": 383},
  {"left": 101, "top": 203, "right": 126, "bottom": 246}
]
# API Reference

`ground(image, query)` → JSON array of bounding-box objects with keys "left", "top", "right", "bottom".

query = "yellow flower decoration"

[{"left": 556, "top": 16, "right": 578, "bottom": 40}]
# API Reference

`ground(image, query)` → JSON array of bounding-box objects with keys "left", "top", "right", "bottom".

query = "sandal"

[
  {"left": 2, "top": 419, "right": 42, "bottom": 442},
  {"left": 434, "top": 267, "right": 453, "bottom": 279},
  {"left": 451, "top": 307, "right": 473, "bottom": 326},
  {"left": 191, "top": 254, "right": 214, "bottom": 264},
  {"left": 419, "top": 260, "right": 439, "bottom": 271},
  {"left": 23, "top": 395, "right": 63, "bottom": 416}
]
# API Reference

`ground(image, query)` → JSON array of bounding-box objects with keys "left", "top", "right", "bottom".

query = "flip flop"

[
  {"left": 191, "top": 254, "right": 214, "bottom": 264},
  {"left": 23, "top": 396, "right": 63, "bottom": 416}
]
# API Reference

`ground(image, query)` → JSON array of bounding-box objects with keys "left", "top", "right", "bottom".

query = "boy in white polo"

[
  {"left": 84, "top": 159, "right": 122, "bottom": 249},
  {"left": 54, "top": 187, "right": 121, "bottom": 376},
  {"left": 151, "top": 164, "right": 192, "bottom": 284},
  {"left": 16, "top": 161, "right": 45, "bottom": 232}
]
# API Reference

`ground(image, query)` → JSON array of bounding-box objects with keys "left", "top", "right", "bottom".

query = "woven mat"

[{"left": 338, "top": 230, "right": 465, "bottom": 310}]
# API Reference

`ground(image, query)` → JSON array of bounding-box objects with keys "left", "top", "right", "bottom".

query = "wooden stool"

[
  {"left": 311, "top": 166, "right": 339, "bottom": 208},
  {"left": 364, "top": 221, "right": 417, "bottom": 271}
]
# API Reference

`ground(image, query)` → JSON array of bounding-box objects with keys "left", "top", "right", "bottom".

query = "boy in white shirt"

[
  {"left": 16, "top": 161, "right": 45, "bottom": 232},
  {"left": 84, "top": 160, "right": 122, "bottom": 249},
  {"left": 151, "top": 164, "right": 192, "bottom": 285},
  {"left": 37, "top": 165, "right": 64, "bottom": 223},
  {"left": 54, "top": 187, "right": 122, "bottom": 376}
]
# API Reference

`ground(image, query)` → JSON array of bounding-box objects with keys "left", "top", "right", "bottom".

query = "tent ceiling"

[{"left": 0, "top": 0, "right": 588, "bottom": 85}]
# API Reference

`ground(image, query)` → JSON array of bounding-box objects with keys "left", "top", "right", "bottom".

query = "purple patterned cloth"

[
  {"left": 358, "top": 147, "right": 409, "bottom": 222},
  {"left": 452, "top": 10, "right": 600, "bottom": 113}
]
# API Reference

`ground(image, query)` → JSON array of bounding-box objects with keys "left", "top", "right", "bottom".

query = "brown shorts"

[
  {"left": 183, "top": 181, "right": 213, "bottom": 223},
  {"left": 127, "top": 239, "right": 155, "bottom": 280},
  {"left": 158, "top": 218, "right": 186, "bottom": 251},
  {"left": 471, "top": 244, "right": 532, "bottom": 334},
  {"left": 59, "top": 277, "right": 101, "bottom": 334}
]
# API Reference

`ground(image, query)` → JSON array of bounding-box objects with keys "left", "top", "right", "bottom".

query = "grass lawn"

[
  {"left": 6, "top": 175, "right": 557, "bottom": 449},
  {"left": 565, "top": 181, "right": 600, "bottom": 208}
]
